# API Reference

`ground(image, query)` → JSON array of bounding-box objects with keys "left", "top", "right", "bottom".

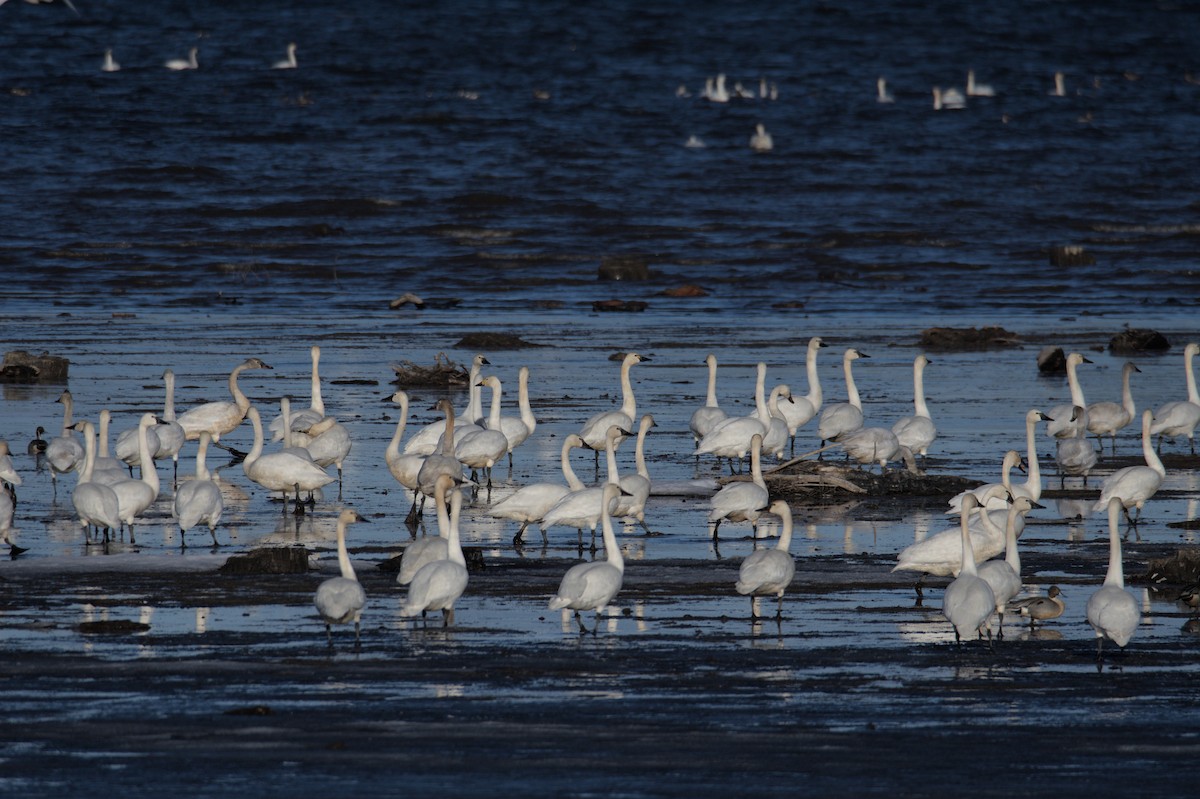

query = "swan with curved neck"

[
  {"left": 1093, "top": 409, "right": 1165, "bottom": 524},
  {"left": 947, "top": 449, "right": 1022, "bottom": 514},
  {"left": 818, "top": 348, "right": 869, "bottom": 446},
  {"left": 977, "top": 497, "right": 1038, "bottom": 638},
  {"left": 735, "top": 499, "right": 796, "bottom": 618},
  {"left": 385, "top": 391, "right": 425, "bottom": 521},
  {"left": 416, "top": 399, "right": 464, "bottom": 501},
  {"left": 178, "top": 357, "right": 273, "bottom": 442},
  {"left": 761, "top": 382, "right": 792, "bottom": 460},
  {"left": 314, "top": 508, "right": 370, "bottom": 648},
  {"left": 1150, "top": 342, "right": 1200, "bottom": 454},
  {"left": 548, "top": 483, "right": 627, "bottom": 633},
  {"left": 579, "top": 352, "right": 649, "bottom": 452},
  {"left": 455, "top": 376, "right": 509, "bottom": 488},
  {"left": 165, "top": 47, "right": 199, "bottom": 71},
  {"left": 397, "top": 474, "right": 455, "bottom": 586},
  {"left": 542, "top": 426, "right": 625, "bottom": 549},
  {"left": 1086, "top": 498, "right": 1140, "bottom": 657},
  {"left": 272, "top": 42, "right": 297, "bottom": 70},
  {"left": 491, "top": 434, "right": 587, "bottom": 547},
  {"left": 242, "top": 406, "right": 334, "bottom": 511}
]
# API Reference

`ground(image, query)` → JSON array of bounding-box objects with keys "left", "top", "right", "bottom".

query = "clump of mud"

[
  {"left": 1109, "top": 327, "right": 1170, "bottom": 353},
  {"left": 761, "top": 461, "right": 979, "bottom": 500},
  {"left": 453, "top": 332, "right": 542, "bottom": 349},
  {"left": 919, "top": 326, "right": 1020, "bottom": 351},
  {"left": 1141, "top": 548, "right": 1200, "bottom": 585},
  {"left": 219, "top": 546, "right": 310, "bottom": 574},
  {"left": 390, "top": 352, "right": 471, "bottom": 387}
]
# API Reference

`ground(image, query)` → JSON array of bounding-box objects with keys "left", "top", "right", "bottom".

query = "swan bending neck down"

[
  {"left": 314, "top": 508, "right": 370, "bottom": 649},
  {"left": 1086, "top": 498, "right": 1140, "bottom": 658},
  {"left": 548, "top": 483, "right": 628, "bottom": 633}
]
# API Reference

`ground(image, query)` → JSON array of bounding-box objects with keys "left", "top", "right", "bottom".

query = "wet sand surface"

[{"left": 3, "top": 305, "right": 1200, "bottom": 796}]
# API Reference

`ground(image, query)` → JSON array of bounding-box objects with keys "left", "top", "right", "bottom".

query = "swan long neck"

[
  {"left": 447, "top": 489, "right": 466, "bottom": 566},
  {"left": 604, "top": 430, "right": 621, "bottom": 485},
  {"left": 600, "top": 486, "right": 624, "bottom": 572},
  {"left": 79, "top": 422, "right": 97, "bottom": 482},
  {"left": 486, "top": 379, "right": 503, "bottom": 430},
  {"left": 1186, "top": 347, "right": 1200, "bottom": 405},
  {"left": 635, "top": 417, "right": 650, "bottom": 479},
  {"left": 705, "top": 357, "right": 720, "bottom": 407},
  {"left": 1004, "top": 505, "right": 1021, "bottom": 573},
  {"left": 1105, "top": 500, "right": 1125, "bottom": 588},
  {"left": 229, "top": 363, "right": 252, "bottom": 415},
  {"left": 518, "top": 367, "right": 536, "bottom": 434},
  {"left": 60, "top": 392, "right": 74, "bottom": 436},
  {"left": 163, "top": 371, "right": 177, "bottom": 422},
  {"left": 913, "top": 359, "right": 930, "bottom": 418},
  {"left": 243, "top": 408, "right": 264, "bottom": 473},
  {"left": 805, "top": 343, "right": 822, "bottom": 410},
  {"left": 1023, "top": 413, "right": 1042, "bottom": 499},
  {"left": 1066, "top": 357, "right": 1087, "bottom": 407},
  {"left": 776, "top": 507, "right": 793, "bottom": 552},
  {"left": 309, "top": 347, "right": 325, "bottom": 415},
  {"left": 1121, "top": 365, "right": 1137, "bottom": 417},
  {"left": 1140, "top": 410, "right": 1166, "bottom": 477},
  {"left": 98, "top": 411, "right": 112, "bottom": 458},
  {"left": 434, "top": 478, "right": 452, "bottom": 540},
  {"left": 959, "top": 498, "right": 979, "bottom": 576},
  {"left": 619, "top": 357, "right": 637, "bottom": 419},
  {"left": 465, "top": 361, "right": 483, "bottom": 425},
  {"left": 560, "top": 439, "right": 585, "bottom": 491},
  {"left": 138, "top": 415, "right": 159, "bottom": 495},
  {"left": 281, "top": 398, "right": 294, "bottom": 448},
  {"left": 750, "top": 437, "right": 765, "bottom": 489},
  {"left": 335, "top": 518, "right": 357, "bottom": 582},
  {"left": 196, "top": 432, "right": 211, "bottom": 480},
  {"left": 440, "top": 402, "right": 457, "bottom": 454},
  {"left": 754, "top": 363, "right": 769, "bottom": 421},
  {"left": 844, "top": 356, "right": 861, "bottom": 409},
  {"left": 386, "top": 395, "right": 408, "bottom": 466}
]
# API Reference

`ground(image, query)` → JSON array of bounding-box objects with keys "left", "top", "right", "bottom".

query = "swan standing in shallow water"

[
  {"left": 46, "top": 390, "right": 85, "bottom": 489},
  {"left": 1087, "top": 361, "right": 1139, "bottom": 455},
  {"left": 271, "top": 346, "right": 326, "bottom": 441},
  {"left": 579, "top": 353, "right": 649, "bottom": 457},
  {"left": 876, "top": 77, "right": 894, "bottom": 103},
  {"left": 966, "top": 70, "right": 995, "bottom": 96},
  {"left": 314, "top": 508, "right": 370, "bottom": 648},
  {"left": 818, "top": 348, "right": 869, "bottom": 448},
  {"left": 778, "top": 337, "right": 825, "bottom": 455},
  {"left": 749, "top": 123, "right": 773, "bottom": 152},
  {"left": 894, "top": 485, "right": 1015, "bottom": 580},
  {"left": 455, "top": 376, "right": 511, "bottom": 489},
  {"left": 491, "top": 366, "right": 537, "bottom": 466},
  {"left": 708, "top": 433, "right": 768, "bottom": 547},
  {"left": 615, "top": 414, "right": 655, "bottom": 535},
  {"left": 164, "top": 47, "right": 199, "bottom": 71},
  {"left": 272, "top": 42, "right": 297, "bottom": 70},
  {"left": 695, "top": 363, "right": 769, "bottom": 471},
  {"left": 1055, "top": 413, "right": 1098, "bottom": 487},
  {"left": 384, "top": 391, "right": 425, "bottom": 521},
  {"left": 154, "top": 369, "right": 187, "bottom": 483},
  {"left": 242, "top": 406, "right": 334, "bottom": 512},
  {"left": 1093, "top": 409, "right": 1165, "bottom": 525},
  {"left": 735, "top": 500, "right": 796, "bottom": 618},
  {"left": 400, "top": 486, "right": 469, "bottom": 626},
  {"left": 403, "top": 355, "right": 490, "bottom": 456},
  {"left": 1150, "top": 341, "right": 1200, "bottom": 454},
  {"left": 491, "top": 434, "right": 586, "bottom": 547},
  {"left": 101, "top": 49, "right": 120, "bottom": 73},
  {"left": 70, "top": 421, "right": 121, "bottom": 542},
  {"left": 397, "top": 475, "right": 455, "bottom": 586},
  {"left": 1047, "top": 353, "right": 1091, "bottom": 439},
  {"left": 892, "top": 354, "right": 937, "bottom": 464},
  {"left": 838, "top": 427, "right": 917, "bottom": 473},
  {"left": 174, "top": 432, "right": 223, "bottom": 548},
  {"left": 542, "top": 426, "right": 624, "bottom": 549},
  {"left": 548, "top": 483, "right": 627, "bottom": 633},
  {"left": 115, "top": 416, "right": 161, "bottom": 476},
  {"left": 415, "top": 399, "right": 465, "bottom": 506},
  {"left": 761, "top": 383, "right": 793, "bottom": 460},
  {"left": 689, "top": 355, "right": 728, "bottom": 448},
  {"left": 941, "top": 495, "right": 995, "bottom": 645},
  {"left": 108, "top": 414, "right": 161, "bottom": 543},
  {"left": 932, "top": 86, "right": 966, "bottom": 110},
  {"left": 1086, "top": 498, "right": 1140, "bottom": 658},
  {"left": 178, "top": 357, "right": 273, "bottom": 442},
  {"left": 977, "top": 497, "right": 1039, "bottom": 638}
]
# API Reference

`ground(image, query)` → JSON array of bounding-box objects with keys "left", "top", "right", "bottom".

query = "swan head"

[
  {"left": 845, "top": 348, "right": 868, "bottom": 362},
  {"left": 57, "top": 390, "right": 72, "bottom": 405},
  {"left": 388, "top": 389, "right": 408, "bottom": 406},
  {"left": 605, "top": 425, "right": 629, "bottom": 444},
  {"left": 338, "top": 507, "right": 370, "bottom": 526},
  {"left": 640, "top": 414, "right": 656, "bottom": 430},
  {"left": 624, "top": 352, "right": 649, "bottom": 366},
  {"left": 1065, "top": 352, "right": 1091, "bottom": 368},
  {"left": 916, "top": 354, "right": 931, "bottom": 368},
  {"left": 1029, "top": 408, "right": 1051, "bottom": 424},
  {"left": 564, "top": 433, "right": 585, "bottom": 450},
  {"left": 477, "top": 375, "right": 501, "bottom": 389},
  {"left": 472, "top": 354, "right": 491, "bottom": 369},
  {"left": 704, "top": 354, "right": 717, "bottom": 367},
  {"left": 809, "top": 336, "right": 827, "bottom": 351},
  {"left": 242, "top": 357, "right": 273, "bottom": 370}
]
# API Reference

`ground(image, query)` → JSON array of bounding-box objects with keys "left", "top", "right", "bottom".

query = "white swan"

[
  {"left": 948, "top": 449, "right": 1022, "bottom": 515},
  {"left": 761, "top": 383, "right": 793, "bottom": 460},
  {"left": 455, "top": 376, "right": 511, "bottom": 488},
  {"left": 818, "top": 348, "right": 869, "bottom": 446},
  {"left": 400, "top": 486, "right": 469, "bottom": 626},
  {"left": 615, "top": 414, "right": 655, "bottom": 535},
  {"left": 385, "top": 390, "right": 425, "bottom": 519},
  {"left": 396, "top": 474, "right": 455, "bottom": 586},
  {"left": 1093, "top": 409, "right": 1165, "bottom": 524},
  {"left": 735, "top": 499, "right": 796, "bottom": 618},
  {"left": 242, "top": 406, "right": 334, "bottom": 509},
  {"left": 977, "top": 497, "right": 1038, "bottom": 637},
  {"left": 70, "top": 421, "right": 121, "bottom": 541},
  {"left": 164, "top": 47, "right": 199, "bottom": 71},
  {"left": 942, "top": 495, "right": 995, "bottom": 644},
  {"left": 892, "top": 354, "right": 937, "bottom": 462},
  {"left": 45, "top": 390, "right": 85, "bottom": 487},
  {"left": 932, "top": 86, "right": 966, "bottom": 110},
  {"left": 272, "top": 42, "right": 297, "bottom": 70},
  {"left": 301, "top": 415, "right": 352, "bottom": 489},
  {"left": 950, "top": 409, "right": 1052, "bottom": 514},
  {"left": 707, "top": 73, "right": 730, "bottom": 103},
  {"left": 416, "top": 399, "right": 465, "bottom": 502},
  {"left": 1150, "top": 341, "right": 1200, "bottom": 454},
  {"left": 1050, "top": 71, "right": 1066, "bottom": 97},
  {"left": 0, "top": 479, "right": 20, "bottom": 557},
  {"left": 101, "top": 48, "right": 120, "bottom": 73},
  {"left": 1086, "top": 498, "right": 1140, "bottom": 657},
  {"left": 579, "top": 352, "right": 648, "bottom": 454},
  {"left": 1087, "top": 361, "right": 1139, "bottom": 455},
  {"left": 749, "top": 123, "right": 773, "bottom": 152},
  {"left": 548, "top": 483, "right": 626, "bottom": 633},
  {"left": 708, "top": 433, "right": 768, "bottom": 545},
  {"left": 154, "top": 369, "right": 187, "bottom": 481},
  {"left": 178, "top": 357, "right": 273, "bottom": 442},
  {"left": 491, "top": 365, "right": 537, "bottom": 466},
  {"left": 1047, "top": 353, "right": 1092, "bottom": 439},
  {"left": 689, "top": 354, "right": 728, "bottom": 446},
  {"left": 695, "top": 363, "right": 769, "bottom": 470},
  {"left": 876, "top": 76, "right": 894, "bottom": 103},
  {"left": 491, "top": 434, "right": 586, "bottom": 546},
  {"left": 542, "top": 426, "right": 625, "bottom": 547},
  {"left": 115, "top": 416, "right": 161, "bottom": 475},
  {"left": 1055, "top": 411, "right": 1098, "bottom": 486},
  {"left": 174, "top": 431, "right": 223, "bottom": 547},
  {"left": 314, "top": 508, "right": 370, "bottom": 648},
  {"left": 270, "top": 346, "right": 325, "bottom": 441},
  {"left": 838, "top": 427, "right": 916, "bottom": 473},
  {"left": 108, "top": 413, "right": 160, "bottom": 543},
  {"left": 966, "top": 70, "right": 995, "bottom": 97},
  {"left": 0, "top": 441, "right": 20, "bottom": 487},
  {"left": 894, "top": 485, "right": 1016, "bottom": 579},
  {"left": 777, "top": 336, "right": 825, "bottom": 453},
  {"left": 1009, "top": 586, "right": 1065, "bottom": 629},
  {"left": 402, "top": 354, "right": 489, "bottom": 455}
]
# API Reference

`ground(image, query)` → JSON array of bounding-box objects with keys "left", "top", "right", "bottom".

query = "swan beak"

[
  {"left": 1030, "top": 500, "right": 1046, "bottom": 510},
  {"left": 1040, "top": 412, "right": 1055, "bottom": 423},
  {"left": 1081, "top": 356, "right": 1094, "bottom": 363}
]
